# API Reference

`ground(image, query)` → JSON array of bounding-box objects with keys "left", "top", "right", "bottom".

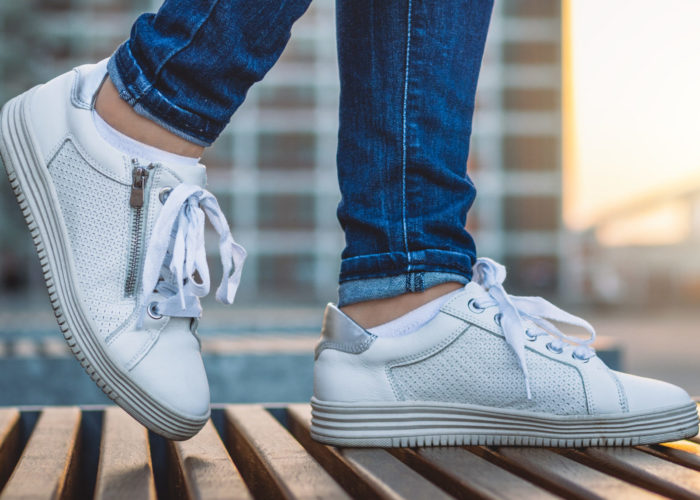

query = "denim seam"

[
  {"left": 111, "top": 47, "right": 229, "bottom": 129},
  {"left": 110, "top": 49, "right": 223, "bottom": 145},
  {"left": 339, "top": 267, "right": 473, "bottom": 283},
  {"left": 152, "top": 0, "right": 223, "bottom": 84},
  {"left": 401, "top": 0, "right": 414, "bottom": 278},
  {"left": 341, "top": 249, "right": 473, "bottom": 262}
]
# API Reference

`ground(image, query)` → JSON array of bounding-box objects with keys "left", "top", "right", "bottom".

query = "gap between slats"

[
  {"left": 560, "top": 447, "right": 700, "bottom": 500},
  {"left": 0, "top": 407, "right": 81, "bottom": 500},
  {"left": 286, "top": 404, "right": 454, "bottom": 500},
  {"left": 166, "top": 419, "right": 251, "bottom": 500},
  {"left": 0, "top": 410, "right": 21, "bottom": 494},
  {"left": 223, "top": 405, "right": 351, "bottom": 500},
  {"left": 93, "top": 407, "right": 156, "bottom": 500}
]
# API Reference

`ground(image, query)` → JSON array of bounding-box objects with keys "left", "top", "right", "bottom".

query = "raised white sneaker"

[
  {"left": 311, "top": 258, "right": 699, "bottom": 447},
  {"left": 0, "top": 62, "right": 246, "bottom": 440}
]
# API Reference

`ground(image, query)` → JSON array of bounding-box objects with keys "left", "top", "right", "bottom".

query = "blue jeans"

[{"left": 108, "top": 0, "right": 493, "bottom": 306}]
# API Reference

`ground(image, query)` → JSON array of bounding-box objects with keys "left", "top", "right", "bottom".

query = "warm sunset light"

[{"left": 564, "top": 0, "right": 700, "bottom": 242}]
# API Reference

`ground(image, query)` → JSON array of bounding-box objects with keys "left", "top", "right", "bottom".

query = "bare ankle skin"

[
  {"left": 341, "top": 281, "right": 464, "bottom": 329},
  {"left": 94, "top": 78, "right": 204, "bottom": 158}
]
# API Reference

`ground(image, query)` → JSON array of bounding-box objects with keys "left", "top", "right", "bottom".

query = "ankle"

[
  {"left": 94, "top": 78, "right": 204, "bottom": 158},
  {"left": 341, "top": 282, "right": 464, "bottom": 329}
]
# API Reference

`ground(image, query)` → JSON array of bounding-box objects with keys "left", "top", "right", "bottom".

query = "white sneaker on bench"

[
  {"left": 0, "top": 62, "right": 245, "bottom": 440},
  {"left": 311, "top": 258, "right": 699, "bottom": 447}
]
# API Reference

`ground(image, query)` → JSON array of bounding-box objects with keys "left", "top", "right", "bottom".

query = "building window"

[
  {"left": 502, "top": 42, "right": 559, "bottom": 65},
  {"left": 504, "top": 195, "right": 560, "bottom": 231},
  {"left": 258, "top": 133, "right": 316, "bottom": 170},
  {"left": 257, "top": 194, "right": 315, "bottom": 230},
  {"left": 503, "top": 136, "right": 559, "bottom": 171},
  {"left": 258, "top": 254, "right": 315, "bottom": 297},
  {"left": 503, "top": 89, "right": 559, "bottom": 112}
]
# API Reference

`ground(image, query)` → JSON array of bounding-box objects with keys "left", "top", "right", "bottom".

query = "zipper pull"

[{"left": 130, "top": 164, "right": 149, "bottom": 208}]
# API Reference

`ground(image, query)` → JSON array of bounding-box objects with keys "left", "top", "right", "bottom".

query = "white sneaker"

[
  {"left": 311, "top": 258, "right": 699, "bottom": 447},
  {"left": 0, "top": 62, "right": 246, "bottom": 440}
]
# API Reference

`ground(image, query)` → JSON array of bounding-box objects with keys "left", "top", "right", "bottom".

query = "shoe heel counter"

[
  {"left": 313, "top": 304, "right": 395, "bottom": 402},
  {"left": 26, "top": 70, "right": 76, "bottom": 164}
]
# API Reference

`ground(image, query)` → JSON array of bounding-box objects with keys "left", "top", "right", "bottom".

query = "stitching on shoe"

[
  {"left": 70, "top": 68, "right": 92, "bottom": 110},
  {"left": 442, "top": 302, "right": 501, "bottom": 334},
  {"left": 611, "top": 370, "right": 629, "bottom": 412},
  {"left": 577, "top": 362, "right": 596, "bottom": 414},
  {"left": 386, "top": 324, "right": 469, "bottom": 400},
  {"left": 66, "top": 134, "right": 131, "bottom": 185},
  {"left": 46, "top": 137, "right": 71, "bottom": 168},
  {"left": 315, "top": 335, "right": 376, "bottom": 359},
  {"left": 125, "top": 319, "right": 168, "bottom": 371}
]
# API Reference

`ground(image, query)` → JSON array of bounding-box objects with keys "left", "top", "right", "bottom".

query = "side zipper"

[{"left": 125, "top": 159, "right": 151, "bottom": 297}]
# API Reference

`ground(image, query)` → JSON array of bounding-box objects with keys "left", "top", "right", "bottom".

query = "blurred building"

[
  {"left": 570, "top": 184, "right": 700, "bottom": 306},
  {"left": 0, "top": 0, "right": 566, "bottom": 303},
  {"left": 469, "top": 1, "right": 564, "bottom": 296}
]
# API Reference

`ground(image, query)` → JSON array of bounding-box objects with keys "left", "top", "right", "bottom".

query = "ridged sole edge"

[
  {"left": 310, "top": 398, "right": 700, "bottom": 448},
  {"left": 0, "top": 91, "right": 207, "bottom": 440}
]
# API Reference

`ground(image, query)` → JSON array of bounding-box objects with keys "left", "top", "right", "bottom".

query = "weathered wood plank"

[
  {"left": 1, "top": 407, "right": 81, "bottom": 500},
  {"left": 640, "top": 442, "right": 700, "bottom": 472},
  {"left": 688, "top": 403, "right": 700, "bottom": 444},
  {"left": 93, "top": 407, "right": 156, "bottom": 500},
  {"left": 561, "top": 448, "right": 700, "bottom": 500},
  {"left": 287, "top": 404, "right": 452, "bottom": 500},
  {"left": 0, "top": 409, "right": 21, "bottom": 493},
  {"left": 168, "top": 419, "right": 252, "bottom": 500},
  {"left": 495, "top": 448, "right": 662, "bottom": 499},
  {"left": 225, "top": 405, "right": 350, "bottom": 500},
  {"left": 392, "top": 446, "right": 558, "bottom": 500}
]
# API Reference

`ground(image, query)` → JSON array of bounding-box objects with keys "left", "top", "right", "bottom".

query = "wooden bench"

[{"left": 0, "top": 403, "right": 698, "bottom": 499}]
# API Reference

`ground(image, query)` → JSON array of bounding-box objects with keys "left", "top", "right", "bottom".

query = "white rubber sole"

[
  {"left": 310, "top": 397, "right": 699, "bottom": 447},
  {"left": 0, "top": 90, "right": 207, "bottom": 440}
]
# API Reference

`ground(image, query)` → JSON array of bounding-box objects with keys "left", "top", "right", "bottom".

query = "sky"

[{"left": 565, "top": 0, "right": 700, "bottom": 235}]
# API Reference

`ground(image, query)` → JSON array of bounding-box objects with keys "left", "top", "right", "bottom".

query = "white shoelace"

[
  {"left": 471, "top": 257, "right": 596, "bottom": 399},
  {"left": 137, "top": 184, "right": 247, "bottom": 326}
]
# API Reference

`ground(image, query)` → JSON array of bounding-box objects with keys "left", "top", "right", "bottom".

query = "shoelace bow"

[
  {"left": 137, "top": 184, "right": 247, "bottom": 327},
  {"left": 471, "top": 257, "right": 596, "bottom": 399}
]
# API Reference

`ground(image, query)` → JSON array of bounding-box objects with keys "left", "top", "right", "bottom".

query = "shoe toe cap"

[
  {"left": 130, "top": 321, "right": 210, "bottom": 420},
  {"left": 614, "top": 371, "right": 692, "bottom": 412}
]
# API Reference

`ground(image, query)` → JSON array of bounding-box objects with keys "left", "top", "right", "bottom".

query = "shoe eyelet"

[
  {"left": 493, "top": 313, "right": 502, "bottom": 327},
  {"left": 159, "top": 187, "right": 173, "bottom": 204},
  {"left": 468, "top": 298, "right": 485, "bottom": 313},
  {"left": 572, "top": 352, "right": 591, "bottom": 363},
  {"left": 546, "top": 342, "right": 563, "bottom": 354},
  {"left": 147, "top": 302, "right": 163, "bottom": 320},
  {"left": 525, "top": 329, "right": 537, "bottom": 341}
]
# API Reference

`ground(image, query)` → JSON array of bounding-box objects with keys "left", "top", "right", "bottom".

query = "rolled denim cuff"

[
  {"left": 108, "top": 42, "right": 223, "bottom": 147},
  {"left": 338, "top": 272, "right": 470, "bottom": 307}
]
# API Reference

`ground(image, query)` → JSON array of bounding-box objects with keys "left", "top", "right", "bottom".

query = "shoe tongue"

[
  {"left": 464, "top": 281, "right": 487, "bottom": 296},
  {"left": 169, "top": 162, "right": 207, "bottom": 188}
]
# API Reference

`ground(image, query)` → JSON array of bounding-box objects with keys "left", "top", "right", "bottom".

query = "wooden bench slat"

[
  {"left": 0, "top": 409, "right": 21, "bottom": 494},
  {"left": 168, "top": 419, "right": 252, "bottom": 500},
  {"left": 390, "top": 447, "right": 557, "bottom": 500},
  {"left": 1, "top": 407, "right": 81, "bottom": 500},
  {"left": 688, "top": 403, "right": 700, "bottom": 444},
  {"left": 287, "top": 404, "right": 452, "bottom": 500},
  {"left": 224, "top": 405, "right": 350, "bottom": 500},
  {"left": 561, "top": 448, "right": 700, "bottom": 500},
  {"left": 495, "top": 448, "right": 662, "bottom": 500},
  {"left": 93, "top": 407, "right": 156, "bottom": 500},
  {"left": 640, "top": 442, "right": 700, "bottom": 472}
]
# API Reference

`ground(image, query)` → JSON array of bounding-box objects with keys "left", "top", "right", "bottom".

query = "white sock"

[
  {"left": 92, "top": 111, "right": 201, "bottom": 169},
  {"left": 367, "top": 288, "right": 463, "bottom": 338},
  {"left": 83, "top": 61, "right": 201, "bottom": 169}
]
